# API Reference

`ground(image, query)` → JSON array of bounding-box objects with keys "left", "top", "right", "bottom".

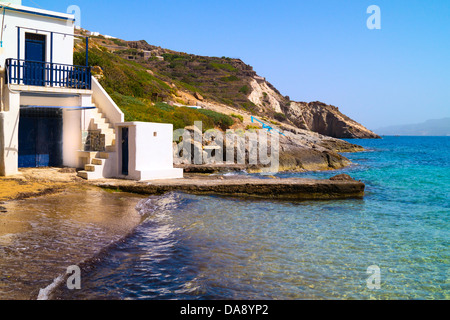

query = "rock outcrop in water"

[
  {"left": 174, "top": 124, "right": 364, "bottom": 173},
  {"left": 94, "top": 176, "right": 366, "bottom": 200}
]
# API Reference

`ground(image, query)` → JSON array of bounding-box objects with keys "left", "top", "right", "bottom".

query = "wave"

[
  {"left": 37, "top": 274, "right": 66, "bottom": 300},
  {"left": 35, "top": 192, "right": 185, "bottom": 300}
]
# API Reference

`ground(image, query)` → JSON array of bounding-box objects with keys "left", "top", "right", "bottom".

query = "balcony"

[{"left": 5, "top": 58, "right": 92, "bottom": 90}]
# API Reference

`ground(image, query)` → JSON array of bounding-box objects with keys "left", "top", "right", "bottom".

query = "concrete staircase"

[
  {"left": 77, "top": 108, "right": 117, "bottom": 180},
  {"left": 91, "top": 107, "right": 116, "bottom": 148}
]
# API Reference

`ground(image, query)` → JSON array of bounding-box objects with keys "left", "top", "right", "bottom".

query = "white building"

[
  {"left": 0, "top": 1, "right": 183, "bottom": 181},
  {"left": 86, "top": 31, "right": 100, "bottom": 37}
]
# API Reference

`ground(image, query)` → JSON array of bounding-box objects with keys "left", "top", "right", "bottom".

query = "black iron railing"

[{"left": 5, "top": 58, "right": 92, "bottom": 90}]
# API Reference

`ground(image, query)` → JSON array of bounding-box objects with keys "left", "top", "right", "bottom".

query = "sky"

[{"left": 22, "top": 0, "right": 450, "bottom": 130}]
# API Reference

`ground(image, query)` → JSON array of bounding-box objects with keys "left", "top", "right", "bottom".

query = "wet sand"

[
  {"left": 0, "top": 186, "right": 145, "bottom": 300},
  {"left": 0, "top": 168, "right": 147, "bottom": 300}
]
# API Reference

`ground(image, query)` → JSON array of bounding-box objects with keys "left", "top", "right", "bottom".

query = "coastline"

[
  {"left": 1, "top": 158, "right": 366, "bottom": 203},
  {"left": 0, "top": 165, "right": 364, "bottom": 300},
  {"left": 91, "top": 173, "right": 365, "bottom": 200}
]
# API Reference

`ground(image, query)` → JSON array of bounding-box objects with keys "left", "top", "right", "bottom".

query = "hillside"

[
  {"left": 74, "top": 30, "right": 379, "bottom": 139},
  {"left": 72, "top": 30, "right": 373, "bottom": 172}
]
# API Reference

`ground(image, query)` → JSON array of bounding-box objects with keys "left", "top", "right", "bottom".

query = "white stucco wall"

[
  {"left": 91, "top": 77, "right": 124, "bottom": 125},
  {"left": 0, "top": 88, "right": 20, "bottom": 175},
  {"left": 62, "top": 108, "right": 81, "bottom": 168},
  {"left": 116, "top": 122, "right": 183, "bottom": 181},
  {"left": 135, "top": 122, "right": 175, "bottom": 170},
  {"left": 20, "top": 93, "right": 80, "bottom": 107},
  {"left": 0, "top": 3, "right": 75, "bottom": 68}
]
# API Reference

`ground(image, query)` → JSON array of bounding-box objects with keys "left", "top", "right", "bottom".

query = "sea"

[{"left": 50, "top": 136, "right": 449, "bottom": 300}]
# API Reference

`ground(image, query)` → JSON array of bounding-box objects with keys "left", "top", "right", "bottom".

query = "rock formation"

[
  {"left": 247, "top": 77, "right": 380, "bottom": 139},
  {"left": 174, "top": 124, "right": 364, "bottom": 173},
  {"left": 284, "top": 101, "right": 381, "bottom": 139}
]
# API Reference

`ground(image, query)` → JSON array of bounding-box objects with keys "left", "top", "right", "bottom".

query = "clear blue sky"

[{"left": 23, "top": 0, "right": 450, "bottom": 130}]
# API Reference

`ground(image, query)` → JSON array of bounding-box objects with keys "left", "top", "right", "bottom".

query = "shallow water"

[
  {"left": 0, "top": 188, "right": 144, "bottom": 300},
  {"left": 53, "top": 136, "right": 449, "bottom": 300}
]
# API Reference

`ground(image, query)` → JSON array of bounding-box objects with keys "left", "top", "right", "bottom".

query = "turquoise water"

[{"left": 55, "top": 137, "right": 449, "bottom": 300}]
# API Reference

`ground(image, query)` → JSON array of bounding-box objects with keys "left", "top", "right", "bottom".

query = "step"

[
  {"left": 104, "top": 137, "right": 115, "bottom": 147},
  {"left": 77, "top": 171, "right": 89, "bottom": 179},
  {"left": 94, "top": 122, "right": 115, "bottom": 133},
  {"left": 105, "top": 145, "right": 116, "bottom": 152},
  {"left": 84, "top": 164, "right": 97, "bottom": 172},
  {"left": 94, "top": 118, "right": 115, "bottom": 128},
  {"left": 93, "top": 114, "right": 107, "bottom": 124},
  {"left": 92, "top": 110, "right": 114, "bottom": 124},
  {"left": 92, "top": 158, "right": 104, "bottom": 165},
  {"left": 102, "top": 132, "right": 115, "bottom": 145},
  {"left": 90, "top": 110, "right": 116, "bottom": 146},
  {"left": 77, "top": 170, "right": 105, "bottom": 180},
  {"left": 95, "top": 121, "right": 115, "bottom": 131},
  {"left": 93, "top": 113, "right": 108, "bottom": 123},
  {"left": 97, "top": 152, "right": 110, "bottom": 159},
  {"left": 103, "top": 132, "right": 115, "bottom": 139},
  {"left": 78, "top": 151, "right": 111, "bottom": 159},
  {"left": 78, "top": 151, "right": 99, "bottom": 159}
]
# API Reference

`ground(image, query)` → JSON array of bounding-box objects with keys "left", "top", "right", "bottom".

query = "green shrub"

[
  {"left": 155, "top": 102, "right": 176, "bottom": 112},
  {"left": 162, "top": 53, "right": 189, "bottom": 63},
  {"left": 220, "top": 75, "right": 240, "bottom": 82},
  {"left": 241, "top": 101, "right": 258, "bottom": 114},
  {"left": 208, "top": 62, "right": 238, "bottom": 73},
  {"left": 109, "top": 92, "right": 235, "bottom": 131},
  {"left": 239, "top": 85, "right": 250, "bottom": 95},
  {"left": 274, "top": 112, "right": 287, "bottom": 122},
  {"left": 197, "top": 109, "right": 235, "bottom": 130},
  {"left": 115, "top": 48, "right": 139, "bottom": 55},
  {"left": 246, "top": 125, "right": 261, "bottom": 131},
  {"left": 112, "top": 39, "right": 127, "bottom": 47},
  {"left": 75, "top": 47, "right": 173, "bottom": 100},
  {"left": 231, "top": 113, "right": 244, "bottom": 122},
  {"left": 220, "top": 98, "right": 234, "bottom": 106}
]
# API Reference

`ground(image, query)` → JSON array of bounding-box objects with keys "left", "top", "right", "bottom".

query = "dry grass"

[{"left": 0, "top": 168, "right": 82, "bottom": 202}]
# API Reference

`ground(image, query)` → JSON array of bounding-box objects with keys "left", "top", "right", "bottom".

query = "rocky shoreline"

[
  {"left": 0, "top": 164, "right": 365, "bottom": 204},
  {"left": 91, "top": 173, "right": 365, "bottom": 201},
  {"left": 0, "top": 131, "right": 366, "bottom": 203},
  {"left": 175, "top": 123, "right": 365, "bottom": 174}
]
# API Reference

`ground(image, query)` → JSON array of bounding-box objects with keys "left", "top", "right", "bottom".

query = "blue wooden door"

[
  {"left": 25, "top": 33, "right": 46, "bottom": 86},
  {"left": 19, "top": 108, "right": 63, "bottom": 168},
  {"left": 18, "top": 116, "right": 38, "bottom": 167},
  {"left": 122, "top": 127, "right": 129, "bottom": 175}
]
